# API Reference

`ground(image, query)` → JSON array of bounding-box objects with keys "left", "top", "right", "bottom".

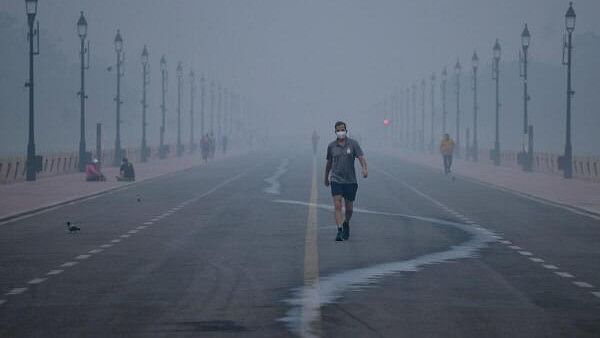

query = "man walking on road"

[
  {"left": 440, "top": 133, "right": 455, "bottom": 174},
  {"left": 325, "top": 121, "right": 368, "bottom": 241}
]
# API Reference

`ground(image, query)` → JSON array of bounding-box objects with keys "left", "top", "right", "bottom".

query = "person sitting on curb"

[
  {"left": 116, "top": 158, "right": 135, "bottom": 182},
  {"left": 85, "top": 158, "right": 106, "bottom": 181}
]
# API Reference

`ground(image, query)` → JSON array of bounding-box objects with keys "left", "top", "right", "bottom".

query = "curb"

[{"left": 398, "top": 154, "right": 600, "bottom": 221}]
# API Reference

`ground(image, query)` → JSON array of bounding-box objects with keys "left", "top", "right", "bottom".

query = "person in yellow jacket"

[{"left": 439, "top": 133, "right": 455, "bottom": 174}]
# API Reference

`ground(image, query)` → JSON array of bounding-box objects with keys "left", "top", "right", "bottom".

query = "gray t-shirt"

[{"left": 326, "top": 138, "right": 364, "bottom": 184}]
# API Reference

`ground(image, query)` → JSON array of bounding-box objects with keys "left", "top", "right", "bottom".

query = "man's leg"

[
  {"left": 333, "top": 195, "right": 344, "bottom": 241},
  {"left": 344, "top": 200, "right": 353, "bottom": 223},
  {"left": 448, "top": 155, "right": 453, "bottom": 172},
  {"left": 443, "top": 155, "right": 448, "bottom": 173}
]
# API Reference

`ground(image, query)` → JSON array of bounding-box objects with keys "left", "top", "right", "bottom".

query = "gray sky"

[{"left": 2, "top": 0, "right": 599, "bottom": 134}]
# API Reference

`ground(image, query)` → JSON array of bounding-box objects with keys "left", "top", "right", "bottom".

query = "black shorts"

[{"left": 330, "top": 182, "right": 358, "bottom": 201}]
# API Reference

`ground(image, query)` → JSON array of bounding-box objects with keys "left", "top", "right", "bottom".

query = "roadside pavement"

[{"left": 389, "top": 150, "right": 600, "bottom": 217}]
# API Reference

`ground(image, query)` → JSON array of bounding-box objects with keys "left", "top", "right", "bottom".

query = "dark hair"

[{"left": 334, "top": 121, "right": 346, "bottom": 130}]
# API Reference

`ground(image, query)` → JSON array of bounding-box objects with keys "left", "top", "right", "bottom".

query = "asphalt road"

[{"left": 0, "top": 149, "right": 599, "bottom": 337}]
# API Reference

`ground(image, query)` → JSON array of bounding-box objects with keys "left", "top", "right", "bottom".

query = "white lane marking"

[
  {"left": 264, "top": 158, "right": 290, "bottom": 195},
  {"left": 543, "top": 264, "right": 559, "bottom": 270},
  {"left": 508, "top": 245, "right": 522, "bottom": 250},
  {"left": 143, "top": 221, "right": 153, "bottom": 225},
  {"left": 518, "top": 251, "right": 533, "bottom": 256},
  {"left": 136, "top": 225, "right": 147, "bottom": 230},
  {"left": 111, "top": 239, "right": 121, "bottom": 243},
  {"left": 100, "top": 244, "right": 112, "bottom": 248},
  {"left": 46, "top": 269, "right": 63, "bottom": 276},
  {"left": 27, "top": 278, "right": 47, "bottom": 285},
  {"left": 128, "top": 230, "right": 138, "bottom": 234},
  {"left": 6, "top": 288, "right": 27, "bottom": 295},
  {"left": 529, "top": 257, "right": 545, "bottom": 263},
  {"left": 61, "top": 262, "right": 78, "bottom": 267},
  {"left": 499, "top": 240, "right": 512, "bottom": 245},
  {"left": 89, "top": 249, "right": 103, "bottom": 254},
  {"left": 0, "top": 300, "right": 6, "bottom": 305},
  {"left": 573, "top": 281, "right": 594, "bottom": 288},
  {"left": 555, "top": 272, "right": 574, "bottom": 278},
  {"left": 151, "top": 218, "right": 160, "bottom": 222},
  {"left": 76, "top": 254, "right": 91, "bottom": 260},
  {"left": 120, "top": 234, "right": 130, "bottom": 238},
  {"left": 592, "top": 291, "right": 600, "bottom": 298},
  {"left": 280, "top": 171, "right": 498, "bottom": 338}
]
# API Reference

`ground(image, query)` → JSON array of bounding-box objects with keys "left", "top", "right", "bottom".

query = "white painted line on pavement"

[
  {"left": 573, "top": 281, "right": 594, "bottom": 288},
  {"left": 529, "top": 257, "right": 545, "bottom": 263},
  {"left": 508, "top": 245, "right": 522, "bottom": 250},
  {"left": 27, "top": 278, "right": 47, "bottom": 285},
  {"left": 111, "top": 239, "right": 121, "bottom": 243},
  {"left": 46, "top": 269, "right": 63, "bottom": 276},
  {"left": 61, "top": 262, "right": 78, "bottom": 267},
  {"left": 543, "top": 264, "right": 559, "bottom": 270},
  {"left": 100, "top": 244, "right": 112, "bottom": 248},
  {"left": 76, "top": 254, "right": 91, "bottom": 260},
  {"left": 6, "top": 288, "right": 27, "bottom": 295},
  {"left": 264, "top": 158, "right": 290, "bottom": 195},
  {"left": 0, "top": 300, "right": 6, "bottom": 305},
  {"left": 518, "top": 251, "right": 533, "bottom": 256},
  {"left": 592, "top": 291, "right": 600, "bottom": 298},
  {"left": 120, "top": 234, "right": 130, "bottom": 238},
  {"left": 555, "top": 271, "right": 574, "bottom": 278},
  {"left": 128, "top": 230, "right": 138, "bottom": 234},
  {"left": 88, "top": 249, "right": 103, "bottom": 254},
  {"left": 499, "top": 240, "right": 512, "bottom": 244},
  {"left": 144, "top": 221, "right": 153, "bottom": 225}
]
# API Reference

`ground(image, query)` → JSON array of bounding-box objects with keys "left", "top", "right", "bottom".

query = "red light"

[{"left": 383, "top": 119, "right": 390, "bottom": 126}]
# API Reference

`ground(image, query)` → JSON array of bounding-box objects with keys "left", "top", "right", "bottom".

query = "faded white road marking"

[
  {"left": 6, "top": 288, "right": 27, "bottom": 295},
  {"left": 518, "top": 251, "right": 533, "bottom": 256},
  {"left": 61, "top": 262, "right": 78, "bottom": 267},
  {"left": 144, "top": 221, "right": 154, "bottom": 225},
  {"left": 592, "top": 291, "right": 600, "bottom": 298},
  {"left": 573, "top": 281, "right": 593, "bottom": 288},
  {"left": 46, "top": 269, "right": 63, "bottom": 275},
  {"left": 100, "top": 244, "right": 112, "bottom": 248},
  {"left": 555, "top": 271, "right": 574, "bottom": 278},
  {"left": 89, "top": 249, "right": 103, "bottom": 254},
  {"left": 264, "top": 159, "right": 290, "bottom": 195},
  {"left": 128, "top": 230, "right": 138, "bottom": 234},
  {"left": 499, "top": 240, "right": 512, "bottom": 245},
  {"left": 543, "top": 264, "right": 559, "bottom": 270},
  {"left": 111, "top": 239, "right": 121, "bottom": 243},
  {"left": 27, "top": 278, "right": 47, "bottom": 285},
  {"left": 529, "top": 257, "right": 545, "bottom": 263},
  {"left": 0, "top": 300, "right": 6, "bottom": 305},
  {"left": 508, "top": 245, "right": 522, "bottom": 250},
  {"left": 120, "top": 234, "right": 130, "bottom": 238},
  {"left": 76, "top": 254, "right": 91, "bottom": 260},
  {"left": 279, "top": 170, "right": 497, "bottom": 338}
]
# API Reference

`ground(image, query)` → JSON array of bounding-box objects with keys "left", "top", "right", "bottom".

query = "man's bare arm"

[
  {"left": 358, "top": 156, "right": 368, "bottom": 178},
  {"left": 324, "top": 159, "right": 332, "bottom": 186}
]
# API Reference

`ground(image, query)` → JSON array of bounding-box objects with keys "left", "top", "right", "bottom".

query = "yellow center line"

[{"left": 302, "top": 155, "right": 321, "bottom": 337}]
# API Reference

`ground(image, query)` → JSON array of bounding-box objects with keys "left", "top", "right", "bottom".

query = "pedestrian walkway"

[
  {"left": 0, "top": 151, "right": 240, "bottom": 222},
  {"left": 390, "top": 151, "right": 600, "bottom": 217}
]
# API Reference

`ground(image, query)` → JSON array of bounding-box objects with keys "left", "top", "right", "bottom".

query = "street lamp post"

[
  {"left": 25, "top": 0, "right": 39, "bottom": 181},
  {"left": 471, "top": 51, "right": 479, "bottom": 162},
  {"left": 420, "top": 79, "right": 426, "bottom": 152},
  {"left": 405, "top": 87, "right": 410, "bottom": 147},
  {"left": 141, "top": 45, "right": 149, "bottom": 162},
  {"left": 159, "top": 55, "right": 167, "bottom": 159},
  {"left": 189, "top": 70, "right": 195, "bottom": 152},
  {"left": 176, "top": 62, "right": 183, "bottom": 156},
  {"left": 441, "top": 67, "right": 447, "bottom": 135},
  {"left": 492, "top": 39, "right": 502, "bottom": 166},
  {"left": 77, "top": 11, "right": 89, "bottom": 171},
  {"left": 520, "top": 24, "right": 532, "bottom": 171},
  {"left": 411, "top": 83, "right": 417, "bottom": 151},
  {"left": 113, "top": 29, "right": 124, "bottom": 167},
  {"left": 454, "top": 60, "right": 462, "bottom": 158},
  {"left": 561, "top": 2, "right": 576, "bottom": 178},
  {"left": 429, "top": 73, "right": 435, "bottom": 153},
  {"left": 200, "top": 74, "right": 205, "bottom": 138}
]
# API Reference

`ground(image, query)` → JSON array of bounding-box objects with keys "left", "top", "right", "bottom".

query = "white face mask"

[{"left": 335, "top": 130, "right": 347, "bottom": 139}]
